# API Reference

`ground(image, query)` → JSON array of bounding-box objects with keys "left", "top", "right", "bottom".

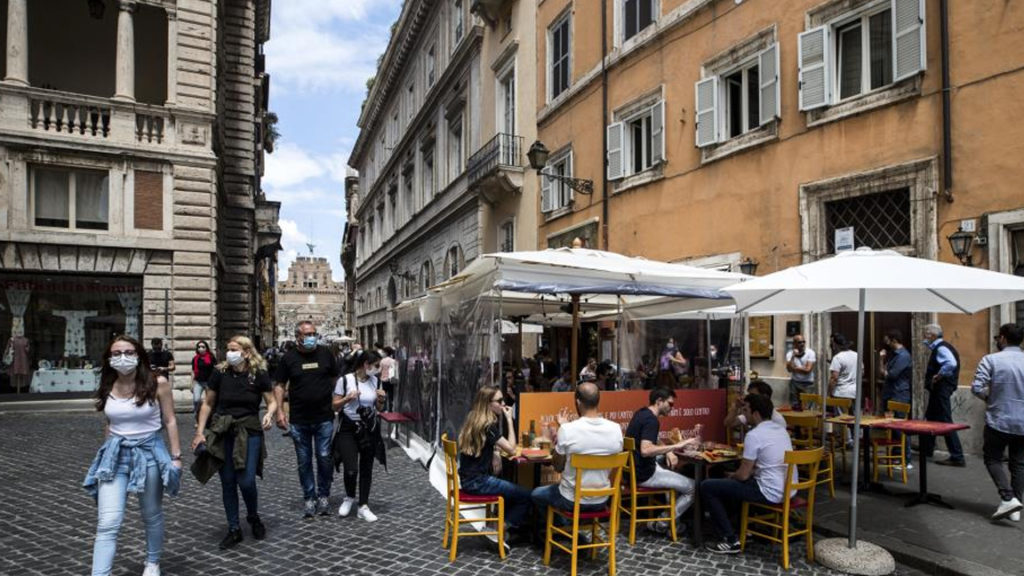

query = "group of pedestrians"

[{"left": 83, "top": 321, "right": 389, "bottom": 576}]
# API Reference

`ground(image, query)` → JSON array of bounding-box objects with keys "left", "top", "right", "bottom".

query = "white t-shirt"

[
  {"left": 106, "top": 395, "right": 162, "bottom": 439},
  {"left": 742, "top": 420, "right": 796, "bottom": 504},
  {"left": 555, "top": 416, "right": 623, "bottom": 505},
  {"left": 786, "top": 348, "right": 816, "bottom": 383},
  {"left": 738, "top": 409, "right": 788, "bottom": 428},
  {"left": 829, "top": 350, "right": 860, "bottom": 399},
  {"left": 335, "top": 373, "right": 380, "bottom": 421}
]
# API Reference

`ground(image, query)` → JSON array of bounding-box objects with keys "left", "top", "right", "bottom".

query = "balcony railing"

[{"left": 467, "top": 133, "right": 523, "bottom": 187}]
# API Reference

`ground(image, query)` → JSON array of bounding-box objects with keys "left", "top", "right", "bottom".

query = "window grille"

[{"left": 825, "top": 187, "right": 910, "bottom": 252}]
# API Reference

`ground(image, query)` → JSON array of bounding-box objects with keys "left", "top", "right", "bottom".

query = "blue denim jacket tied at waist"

[{"left": 83, "top": 432, "right": 181, "bottom": 500}]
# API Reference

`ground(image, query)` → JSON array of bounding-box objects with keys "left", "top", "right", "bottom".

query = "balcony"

[{"left": 466, "top": 133, "right": 524, "bottom": 204}]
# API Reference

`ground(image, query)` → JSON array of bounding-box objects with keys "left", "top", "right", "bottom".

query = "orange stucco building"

[{"left": 533, "top": 0, "right": 1024, "bottom": 452}]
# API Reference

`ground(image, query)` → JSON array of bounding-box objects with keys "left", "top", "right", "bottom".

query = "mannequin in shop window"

[{"left": 5, "top": 335, "right": 31, "bottom": 393}]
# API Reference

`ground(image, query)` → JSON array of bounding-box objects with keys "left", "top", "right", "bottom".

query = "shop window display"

[{"left": 0, "top": 274, "right": 142, "bottom": 395}]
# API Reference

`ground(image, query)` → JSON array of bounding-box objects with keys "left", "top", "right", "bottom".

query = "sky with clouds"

[{"left": 264, "top": 0, "right": 402, "bottom": 282}]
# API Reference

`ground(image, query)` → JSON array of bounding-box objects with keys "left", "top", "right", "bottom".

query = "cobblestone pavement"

[{"left": 0, "top": 412, "right": 926, "bottom": 576}]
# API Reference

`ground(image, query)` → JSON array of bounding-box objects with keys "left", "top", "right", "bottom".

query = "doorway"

[{"left": 830, "top": 311, "right": 912, "bottom": 411}]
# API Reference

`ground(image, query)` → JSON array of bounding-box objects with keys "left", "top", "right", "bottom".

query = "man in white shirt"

[
  {"left": 531, "top": 382, "right": 623, "bottom": 522},
  {"left": 829, "top": 333, "right": 860, "bottom": 400},
  {"left": 724, "top": 380, "right": 787, "bottom": 429},
  {"left": 785, "top": 335, "right": 816, "bottom": 409},
  {"left": 702, "top": 394, "right": 795, "bottom": 554}
]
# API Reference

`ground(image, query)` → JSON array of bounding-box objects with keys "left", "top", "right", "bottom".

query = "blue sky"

[{"left": 263, "top": 0, "right": 402, "bottom": 281}]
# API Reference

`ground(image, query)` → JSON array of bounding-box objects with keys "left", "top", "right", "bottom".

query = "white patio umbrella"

[{"left": 724, "top": 247, "right": 1024, "bottom": 549}]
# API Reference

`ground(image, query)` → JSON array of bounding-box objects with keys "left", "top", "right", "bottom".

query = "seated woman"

[{"left": 457, "top": 385, "right": 531, "bottom": 543}]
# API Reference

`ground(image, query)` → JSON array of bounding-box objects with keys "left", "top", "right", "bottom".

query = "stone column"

[
  {"left": 3, "top": 0, "right": 29, "bottom": 86},
  {"left": 113, "top": 0, "right": 137, "bottom": 102},
  {"left": 164, "top": 8, "right": 177, "bottom": 106}
]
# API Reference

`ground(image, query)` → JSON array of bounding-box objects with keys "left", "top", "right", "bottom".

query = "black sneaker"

[
  {"left": 248, "top": 515, "right": 266, "bottom": 540},
  {"left": 935, "top": 458, "right": 966, "bottom": 467},
  {"left": 705, "top": 540, "right": 741, "bottom": 554},
  {"left": 218, "top": 528, "right": 243, "bottom": 550},
  {"left": 303, "top": 499, "right": 316, "bottom": 519},
  {"left": 316, "top": 496, "right": 331, "bottom": 516}
]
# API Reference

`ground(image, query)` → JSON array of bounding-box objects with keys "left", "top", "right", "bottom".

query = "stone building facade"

[
  {"left": 348, "top": 0, "right": 539, "bottom": 349},
  {"left": 0, "top": 0, "right": 279, "bottom": 396},
  {"left": 276, "top": 255, "right": 345, "bottom": 343}
]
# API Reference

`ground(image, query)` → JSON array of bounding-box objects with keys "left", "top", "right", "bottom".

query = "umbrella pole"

[
  {"left": 706, "top": 317, "right": 712, "bottom": 388},
  {"left": 849, "top": 288, "right": 866, "bottom": 548},
  {"left": 570, "top": 294, "right": 580, "bottom": 389}
]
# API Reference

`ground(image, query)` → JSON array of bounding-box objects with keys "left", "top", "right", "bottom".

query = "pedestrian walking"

[
  {"left": 920, "top": 323, "right": 966, "bottom": 466},
  {"left": 84, "top": 336, "right": 182, "bottom": 576},
  {"left": 148, "top": 337, "right": 175, "bottom": 379},
  {"left": 971, "top": 323, "right": 1024, "bottom": 522},
  {"left": 191, "top": 340, "right": 217, "bottom": 415},
  {"left": 274, "top": 321, "right": 340, "bottom": 518},
  {"left": 191, "top": 336, "right": 277, "bottom": 549},
  {"left": 333, "top": 349, "right": 387, "bottom": 522},
  {"left": 380, "top": 346, "right": 399, "bottom": 411}
]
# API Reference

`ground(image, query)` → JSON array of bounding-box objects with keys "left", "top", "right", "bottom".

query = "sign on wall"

[{"left": 835, "top": 226, "right": 855, "bottom": 253}]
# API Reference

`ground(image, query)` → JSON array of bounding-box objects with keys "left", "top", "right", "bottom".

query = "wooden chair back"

[
  {"left": 571, "top": 452, "right": 629, "bottom": 505},
  {"left": 787, "top": 415, "right": 821, "bottom": 449},
  {"left": 799, "top": 393, "right": 823, "bottom": 410},
  {"left": 887, "top": 400, "right": 911, "bottom": 416},
  {"left": 441, "top": 434, "right": 460, "bottom": 503}
]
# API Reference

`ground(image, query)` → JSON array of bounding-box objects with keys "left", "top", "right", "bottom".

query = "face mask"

[
  {"left": 921, "top": 339, "right": 932, "bottom": 347},
  {"left": 302, "top": 336, "right": 317, "bottom": 350},
  {"left": 367, "top": 367, "right": 381, "bottom": 377},
  {"left": 109, "top": 354, "right": 138, "bottom": 375},
  {"left": 226, "top": 351, "right": 245, "bottom": 366}
]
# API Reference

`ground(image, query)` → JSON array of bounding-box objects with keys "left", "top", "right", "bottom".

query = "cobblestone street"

[{"left": 0, "top": 412, "right": 925, "bottom": 576}]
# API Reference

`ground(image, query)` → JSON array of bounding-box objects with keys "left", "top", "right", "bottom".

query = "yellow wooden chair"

[
  {"left": 618, "top": 437, "right": 677, "bottom": 545},
  {"left": 871, "top": 400, "right": 911, "bottom": 484},
  {"left": 544, "top": 452, "right": 628, "bottom": 576},
  {"left": 825, "top": 396, "right": 853, "bottom": 472},
  {"left": 798, "top": 393, "right": 822, "bottom": 411},
  {"left": 441, "top": 434, "right": 506, "bottom": 562},
  {"left": 740, "top": 447, "right": 824, "bottom": 570},
  {"left": 786, "top": 414, "right": 834, "bottom": 499}
]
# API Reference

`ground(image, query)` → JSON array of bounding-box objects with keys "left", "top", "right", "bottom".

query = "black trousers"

[
  {"left": 983, "top": 425, "right": 1024, "bottom": 502},
  {"left": 337, "top": 418, "right": 376, "bottom": 506},
  {"left": 921, "top": 382, "right": 964, "bottom": 461}
]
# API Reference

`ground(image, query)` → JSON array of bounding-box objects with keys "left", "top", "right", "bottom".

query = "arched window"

[
  {"left": 420, "top": 260, "right": 435, "bottom": 292},
  {"left": 444, "top": 244, "right": 463, "bottom": 279},
  {"left": 387, "top": 278, "right": 397, "bottom": 307}
]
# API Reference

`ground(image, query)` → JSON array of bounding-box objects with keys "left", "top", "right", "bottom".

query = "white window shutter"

[
  {"left": 695, "top": 77, "right": 718, "bottom": 148},
  {"left": 798, "top": 26, "right": 830, "bottom": 111},
  {"left": 567, "top": 151, "right": 575, "bottom": 203},
  {"left": 650, "top": 100, "right": 665, "bottom": 164},
  {"left": 606, "top": 122, "right": 624, "bottom": 180},
  {"left": 893, "top": 0, "right": 926, "bottom": 81},
  {"left": 541, "top": 170, "right": 553, "bottom": 213},
  {"left": 759, "top": 43, "right": 780, "bottom": 125}
]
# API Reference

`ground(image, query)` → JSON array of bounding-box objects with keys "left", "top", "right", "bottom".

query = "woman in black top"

[
  {"left": 191, "top": 340, "right": 217, "bottom": 415},
  {"left": 191, "top": 335, "right": 277, "bottom": 550}
]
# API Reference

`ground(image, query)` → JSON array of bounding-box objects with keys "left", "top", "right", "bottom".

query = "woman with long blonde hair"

[
  {"left": 457, "top": 385, "right": 531, "bottom": 542},
  {"left": 192, "top": 335, "right": 277, "bottom": 549}
]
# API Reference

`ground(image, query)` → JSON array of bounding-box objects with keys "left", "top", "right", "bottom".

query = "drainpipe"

[
  {"left": 601, "top": 0, "right": 610, "bottom": 249},
  {"left": 940, "top": 0, "right": 953, "bottom": 203}
]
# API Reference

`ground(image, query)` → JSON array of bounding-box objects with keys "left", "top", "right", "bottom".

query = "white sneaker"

[
  {"left": 142, "top": 563, "right": 160, "bottom": 576},
  {"left": 992, "top": 497, "right": 1023, "bottom": 521},
  {"left": 1010, "top": 511, "right": 1020, "bottom": 522},
  {"left": 357, "top": 504, "right": 378, "bottom": 522},
  {"left": 338, "top": 497, "right": 356, "bottom": 517}
]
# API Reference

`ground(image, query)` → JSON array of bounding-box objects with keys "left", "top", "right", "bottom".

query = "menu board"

[{"left": 748, "top": 316, "right": 774, "bottom": 359}]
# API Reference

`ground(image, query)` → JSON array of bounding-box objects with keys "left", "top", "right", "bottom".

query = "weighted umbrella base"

[
  {"left": 815, "top": 537, "right": 896, "bottom": 576},
  {"left": 904, "top": 492, "right": 954, "bottom": 509}
]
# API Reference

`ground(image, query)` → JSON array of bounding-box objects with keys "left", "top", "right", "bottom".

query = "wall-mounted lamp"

[
  {"left": 738, "top": 257, "right": 759, "bottom": 276},
  {"left": 947, "top": 227, "right": 977, "bottom": 266},
  {"left": 527, "top": 140, "right": 594, "bottom": 195}
]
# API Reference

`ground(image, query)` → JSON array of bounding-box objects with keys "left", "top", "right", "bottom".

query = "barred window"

[{"left": 825, "top": 188, "right": 911, "bottom": 252}]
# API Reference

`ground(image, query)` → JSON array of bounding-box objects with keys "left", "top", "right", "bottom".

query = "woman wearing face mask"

[
  {"left": 84, "top": 336, "right": 182, "bottom": 576},
  {"left": 332, "top": 349, "right": 386, "bottom": 522},
  {"left": 191, "top": 340, "right": 217, "bottom": 416},
  {"left": 191, "top": 336, "right": 277, "bottom": 549}
]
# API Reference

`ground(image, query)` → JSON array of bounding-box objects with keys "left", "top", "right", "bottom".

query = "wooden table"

[
  {"left": 780, "top": 410, "right": 822, "bottom": 421},
  {"left": 825, "top": 415, "right": 895, "bottom": 493},
  {"left": 871, "top": 419, "right": 970, "bottom": 509},
  {"left": 675, "top": 448, "right": 742, "bottom": 547},
  {"left": 506, "top": 448, "right": 554, "bottom": 543}
]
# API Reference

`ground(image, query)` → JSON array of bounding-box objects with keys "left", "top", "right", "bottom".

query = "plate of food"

[
  {"left": 701, "top": 447, "right": 739, "bottom": 461},
  {"left": 522, "top": 448, "right": 551, "bottom": 461}
]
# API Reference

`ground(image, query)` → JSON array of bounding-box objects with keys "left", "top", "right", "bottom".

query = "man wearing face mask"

[
  {"left": 274, "top": 321, "right": 340, "bottom": 518},
  {"left": 785, "top": 335, "right": 816, "bottom": 410},
  {"left": 920, "top": 323, "right": 965, "bottom": 467}
]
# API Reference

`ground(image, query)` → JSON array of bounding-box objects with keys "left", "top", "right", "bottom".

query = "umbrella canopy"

[{"left": 726, "top": 247, "right": 1024, "bottom": 314}]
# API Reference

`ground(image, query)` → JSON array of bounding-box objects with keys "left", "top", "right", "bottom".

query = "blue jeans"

[
  {"left": 700, "top": 477, "right": 770, "bottom": 543},
  {"left": 92, "top": 449, "right": 164, "bottom": 576},
  {"left": 531, "top": 483, "right": 606, "bottom": 527},
  {"left": 192, "top": 381, "right": 208, "bottom": 414},
  {"left": 219, "top": 433, "right": 262, "bottom": 529},
  {"left": 289, "top": 420, "right": 334, "bottom": 500},
  {"left": 461, "top": 474, "right": 532, "bottom": 529}
]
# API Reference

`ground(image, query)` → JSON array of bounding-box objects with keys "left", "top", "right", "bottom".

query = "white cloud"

[
  {"left": 277, "top": 219, "right": 310, "bottom": 281},
  {"left": 264, "top": 142, "right": 326, "bottom": 189},
  {"left": 267, "top": 0, "right": 400, "bottom": 93}
]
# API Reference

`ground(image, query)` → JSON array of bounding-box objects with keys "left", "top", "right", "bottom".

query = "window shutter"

[
  {"left": 650, "top": 100, "right": 665, "bottom": 164},
  {"left": 893, "top": 0, "right": 926, "bottom": 81},
  {"left": 798, "top": 26, "right": 830, "bottom": 111},
  {"left": 606, "top": 122, "right": 624, "bottom": 180},
  {"left": 694, "top": 77, "right": 718, "bottom": 148},
  {"left": 566, "top": 150, "right": 576, "bottom": 203},
  {"left": 759, "top": 43, "right": 781, "bottom": 125},
  {"left": 541, "top": 170, "right": 553, "bottom": 213}
]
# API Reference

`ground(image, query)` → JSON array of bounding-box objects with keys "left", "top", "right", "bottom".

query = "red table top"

[
  {"left": 379, "top": 412, "right": 418, "bottom": 423},
  {"left": 871, "top": 419, "right": 969, "bottom": 435}
]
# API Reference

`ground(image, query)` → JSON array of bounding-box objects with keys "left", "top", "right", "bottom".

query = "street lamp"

[
  {"left": 947, "top": 227, "right": 976, "bottom": 266},
  {"left": 738, "top": 257, "right": 759, "bottom": 276},
  {"left": 527, "top": 140, "right": 594, "bottom": 195}
]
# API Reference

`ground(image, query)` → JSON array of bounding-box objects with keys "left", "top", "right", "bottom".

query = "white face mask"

[
  {"left": 367, "top": 367, "right": 380, "bottom": 377},
  {"left": 109, "top": 354, "right": 138, "bottom": 375},
  {"left": 226, "top": 351, "right": 245, "bottom": 366}
]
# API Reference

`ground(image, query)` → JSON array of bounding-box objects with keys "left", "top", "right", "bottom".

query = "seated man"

[
  {"left": 724, "top": 379, "right": 787, "bottom": 429},
  {"left": 551, "top": 366, "right": 573, "bottom": 392},
  {"left": 531, "top": 382, "right": 624, "bottom": 523},
  {"left": 625, "top": 387, "right": 699, "bottom": 533},
  {"left": 702, "top": 393, "right": 795, "bottom": 554}
]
